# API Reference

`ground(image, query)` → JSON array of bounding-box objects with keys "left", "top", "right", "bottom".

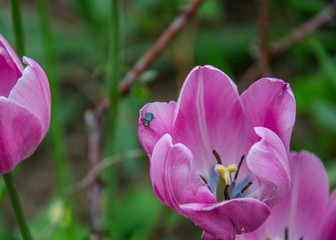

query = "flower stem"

[
  {"left": 36, "top": 3, "right": 75, "bottom": 238},
  {"left": 36, "top": 0, "right": 71, "bottom": 199},
  {"left": 3, "top": 172, "right": 33, "bottom": 240},
  {"left": 105, "top": 0, "right": 122, "bottom": 223},
  {"left": 10, "top": 0, "right": 25, "bottom": 58}
]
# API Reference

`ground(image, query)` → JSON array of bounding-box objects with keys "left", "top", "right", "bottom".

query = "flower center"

[{"left": 212, "top": 150, "right": 252, "bottom": 202}]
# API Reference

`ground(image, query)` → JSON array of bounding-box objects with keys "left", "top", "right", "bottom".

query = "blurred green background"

[{"left": 0, "top": 0, "right": 335, "bottom": 239}]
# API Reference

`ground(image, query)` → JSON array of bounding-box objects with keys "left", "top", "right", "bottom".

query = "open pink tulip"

[
  {"left": 0, "top": 34, "right": 51, "bottom": 174},
  {"left": 237, "top": 151, "right": 336, "bottom": 240},
  {"left": 138, "top": 65, "right": 296, "bottom": 239}
]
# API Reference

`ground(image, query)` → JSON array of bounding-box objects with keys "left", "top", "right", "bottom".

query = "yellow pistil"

[{"left": 215, "top": 164, "right": 238, "bottom": 185}]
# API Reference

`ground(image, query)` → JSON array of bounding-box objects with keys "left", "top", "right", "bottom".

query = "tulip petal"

[
  {"left": 150, "top": 134, "right": 215, "bottom": 214},
  {"left": 149, "top": 134, "right": 174, "bottom": 209},
  {"left": 240, "top": 151, "right": 329, "bottom": 240},
  {"left": 0, "top": 34, "right": 24, "bottom": 97},
  {"left": 316, "top": 190, "right": 336, "bottom": 240},
  {"left": 284, "top": 151, "right": 329, "bottom": 239},
  {"left": 138, "top": 101, "right": 175, "bottom": 157},
  {"left": 8, "top": 57, "right": 51, "bottom": 136},
  {"left": 166, "top": 140, "right": 217, "bottom": 206},
  {"left": 201, "top": 231, "right": 217, "bottom": 240},
  {"left": 246, "top": 127, "right": 290, "bottom": 208},
  {"left": 172, "top": 65, "right": 245, "bottom": 182},
  {"left": 0, "top": 98, "right": 43, "bottom": 173},
  {"left": 241, "top": 78, "right": 296, "bottom": 152},
  {"left": 181, "top": 198, "right": 270, "bottom": 240}
]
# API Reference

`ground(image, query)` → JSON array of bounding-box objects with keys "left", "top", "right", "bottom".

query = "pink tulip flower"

[
  {"left": 237, "top": 151, "right": 336, "bottom": 240},
  {"left": 138, "top": 65, "right": 296, "bottom": 239},
  {"left": 0, "top": 34, "right": 51, "bottom": 174}
]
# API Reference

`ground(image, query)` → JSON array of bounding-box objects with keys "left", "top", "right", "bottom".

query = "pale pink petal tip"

[
  {"left": 247, "top": 127, "right": 290, "bottom": 208},
  {"left": 138, "top": 101, "right": 176, "bottom": 157}
]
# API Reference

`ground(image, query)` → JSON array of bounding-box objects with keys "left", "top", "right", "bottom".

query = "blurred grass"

[{"left": 0, "top": 0, "right": 336, "bottom": 239}]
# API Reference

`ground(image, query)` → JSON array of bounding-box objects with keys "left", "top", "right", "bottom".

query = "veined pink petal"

[
  {"left": 247, "top": 127, "right": 290, "bottom": 208},
  {"left": 0, "top": 34, "right": 24, "bottom": 97},
  {"left": 149, "top": 134, "right": 174, "bottom": 209},
  {"left": 315, "top": 190, "right": 336, "bottom": 240},
  {"left": 150, "top": 134, "right": 215, "bottom": 214},
  {"left": 0, "top": 98, "right": 43, "bottom": 174},
  {"left": 138, "top": 101, "right": 175, "bottom": 157},
  {"left": 241, "top": 78, "right": 295, "bottom": 152},
  {"left": 172, "top": 65, "right": 245, "bottom": 182},
  {"left": 240, "top": 151, "right": 329, "bottom": 240},
  {"left": 181, "top": 198, "right": 270, "bottom": 240},
  {"left": 8, "top": 57, "right": 51, "bottom": 136},
  {"left": 284, "top": 151, "right": 329, "bottom": 239},
  {"left": 201, "top": 231, "right": 217, "bottom": 240},
  {"left": 166, "top": 140, "right": 217, "bottom": 205}
]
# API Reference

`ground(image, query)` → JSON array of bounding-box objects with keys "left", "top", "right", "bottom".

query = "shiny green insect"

[{"left": 142, "top": 112, "right": 154, "bottom": 128}]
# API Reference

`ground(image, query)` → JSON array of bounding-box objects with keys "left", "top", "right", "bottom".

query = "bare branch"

[
  {"left": 85, "top": 110, "right": 103, "bottom": 240},
  {"left": 119, "top": 0, "right": 205, "bottom": 96},
  {"left": 271, "top": 1, "right": 336, "bottom": 57},
  {"left": 67, "top": 149, "right": 145, "bottom": 194},
  {"left": 239, "top": 1, "right": 336, "bottom": 89},
  {"left": 90, "top": 0, "right": 205, "bottom": 134},
  {"left": 256, "top": 0, "right": 272, "bottom": 76}
]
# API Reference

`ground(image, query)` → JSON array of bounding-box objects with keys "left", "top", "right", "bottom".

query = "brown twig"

[
  {"left": 239, "top": 1, "right": 336, "bottom": 89},
  {"left": 85, "top": 110, "right": 103, "bottom": 240},
  {"left": 148, "top": 206, "right": 171, "bottom": 240},
  {"left": 256, "top": 0, "right": 272, "bottom": 76},
  {"left": 67, "top": 149, "right": 145, "bottom": 194},
  {"left": 91, "top": 0, "right": 205, "bottom": 121},
  {"left": 119, "top": 0, "right": 205, "bottom": 96},
  {"left": 271, "top": 2, "right": 336, "bottom": 56}
]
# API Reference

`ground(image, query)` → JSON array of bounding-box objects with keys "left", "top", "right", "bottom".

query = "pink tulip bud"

[{"left": 0, "top": 34, "right": 51, "bottom": 174}]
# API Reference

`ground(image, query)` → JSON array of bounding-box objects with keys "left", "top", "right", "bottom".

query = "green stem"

[
  {"left": 108, "top": 0, "right": 121, "bottom": 114},
  {"left": 36, "top": 0, "right": 71, "bottom": 199},
  {"left": 3, "top": 172, "right": 33, "bottom": 240},
  {"left": 36, "top": 2, "right": 75, "bottom": 238},
  {"left": 105, "top": 0, "right": 122, "bottom": 223},
  {"left": 10, "top": 0, "right": 25, "bottom": 58}
]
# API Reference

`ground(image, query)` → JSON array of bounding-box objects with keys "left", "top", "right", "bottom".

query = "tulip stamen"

[
  {"left": 234, "top": 181, "right": 252, "bottom": 198},
  {"left": 200, "top": 175, "right": 208, "bottom": 185},
  {"left": 224, "top": 184, "right": 230, "bottom": 200},
  {"left": 213, "top": 151, "right": 253, "bottom": 201},
  {"left": 234, "top": 155, "right": 245, "bottom": 180},
  {"left": 285, "top": 228, "right": 288, "bottom": 240},
  {"left": 213, "top": 150, "right": 222, "bottom": 165},
  {"left": 265, "top": 229, "right": 271, "bottom": 240},
  {"left": 213, "top": 150, "right": 240, "bottom": 201},
  {"left": 215, "top": 164, "right": 237, "bottom": 185}
]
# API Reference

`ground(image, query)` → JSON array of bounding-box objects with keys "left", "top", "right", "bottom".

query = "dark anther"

[
  {"left": 299, "top": 237, "right": 303, "bottom": 240},
  {"left": 234, "top": 181, "right": 252, "bottom": 198},
  {"left": 213, "top": 150, "right": 222, "bottom": 165},
  {"left": 224, "top": 184, "right": 230, "bottom": 200},
  {"left": 200, "top": 175, "right": 208, "bottom": 184},
  {"left": 285, "top": 227, "right": 288, "bottom": 240},
  {"left": 241, "top": 181, "right": 252, "bottom": 194},
  {"left": 234, "top": 155, "right": 245, "bottom": 180}
]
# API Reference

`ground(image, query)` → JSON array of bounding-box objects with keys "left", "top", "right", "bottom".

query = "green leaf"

[{"left": 311, "top": 100, "right": 336, "bottom": 134}]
